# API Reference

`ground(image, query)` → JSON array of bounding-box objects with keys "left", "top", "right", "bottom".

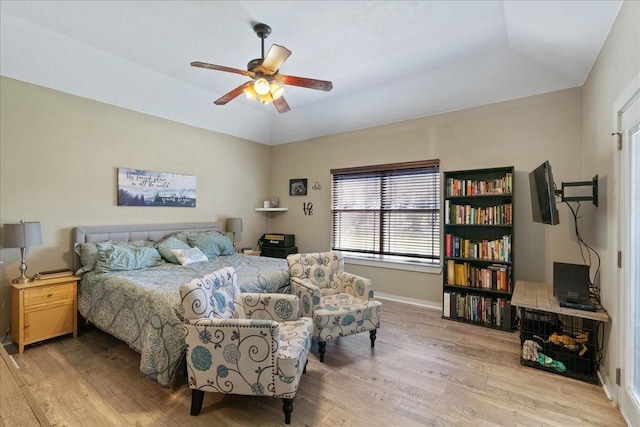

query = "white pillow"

[{"left": 171, "top": 247, "right": 208, "bottom": 266}]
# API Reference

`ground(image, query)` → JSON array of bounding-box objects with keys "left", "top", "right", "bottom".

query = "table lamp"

[
  {"left": 3, "top": 220, "right": 43, "bottom": 284},
  {"left": 226, "top": 217, "right": 243, "bottom": 251}
]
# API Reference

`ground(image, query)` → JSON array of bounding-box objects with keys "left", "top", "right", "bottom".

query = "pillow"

[
  {"left": 172, "top": 232, "right": 190, "bottom": 245},
  {"left": 75, "top": 240, "right": 157, "bottom": 274},
  {"left": 186, "top": 232, "right": 221, "bottom": 258},
  {"left": 187, "top": 232, "right": 236, "bottom": 257},
  {"left": 213, "top": 234, "right": 235, "bottom": 255},
  {"left": 74, "top": 242, "right": 101, "bottom": 275},
  {"left": 171, "top": 247, "right": 208, "bottom": 266},
  {"left": 94, "top": 245, "right": 164, "bottom": 273},
  {"left": 157, "top": 236, "right": 192, "bottom": 264}
]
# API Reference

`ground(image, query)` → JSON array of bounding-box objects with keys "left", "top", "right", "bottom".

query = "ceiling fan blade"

[
  {"left": 273, "top": 96, "right": 291, "bottom": 114},
  {"left": 260, "top": 44, "right": 291, "bottom": 76},
  {"left": 214, "top": 81, "right": 253, "bottom": 105},
  {"left": 191, "top": 61, "right": 255, "bottom": 78},
  {"left": 274, "top": 74, "right": 333, "bottom": 91}
]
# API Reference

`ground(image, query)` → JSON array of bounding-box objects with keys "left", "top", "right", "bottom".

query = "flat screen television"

[{"left": 529, "top": 160, "right": 560, "bottom": 225}]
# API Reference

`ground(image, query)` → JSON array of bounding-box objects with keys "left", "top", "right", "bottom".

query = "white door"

[{"left": 617, "top": 74, "right": 640, "bottom": 427}]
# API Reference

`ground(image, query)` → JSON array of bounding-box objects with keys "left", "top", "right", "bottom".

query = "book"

[
  {"left": 445, "top": 233, "right": 453, "bottom": 257},
  {"left": 447, "top": 260, "right": 455, "bottom": 285},
  {"left": 443, "top": 292, "right": 451, "bottom": 318},
  {"left": 35, "top": 268, "right": 73, "bottom": 280},
  {"left": 445, "top": 200, "right": 450, "bottom": 224},
  {"left": 503, "top": 300, "right": 512, "bottom": 330}
]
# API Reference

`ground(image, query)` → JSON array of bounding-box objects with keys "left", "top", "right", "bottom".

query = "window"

[{"left": 331, "top": 160, "right": 440, "bottom": 265}]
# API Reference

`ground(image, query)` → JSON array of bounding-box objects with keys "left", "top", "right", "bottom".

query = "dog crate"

[{"left": 519, "top": 308, "right": 603, "bottom": 384}]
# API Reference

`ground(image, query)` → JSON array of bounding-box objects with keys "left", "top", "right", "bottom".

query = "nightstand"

[{"left": 11, "top": 275, "right": 79, "bottom": 353}]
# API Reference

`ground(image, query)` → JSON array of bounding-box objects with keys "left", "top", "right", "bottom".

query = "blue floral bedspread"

[{"left": 77, "top": 254, "right": 289, "bottom": 386}]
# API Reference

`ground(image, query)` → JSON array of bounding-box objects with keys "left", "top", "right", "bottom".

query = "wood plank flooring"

[
  {"left": 0, "top": 343, "right": 50, "bottom": 426},
  {"left": 4, "top": 299, "right": 626, "bottom": 426}
]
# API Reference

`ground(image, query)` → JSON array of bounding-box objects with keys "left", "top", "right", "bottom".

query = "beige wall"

[
  {"left": 270, "top": 88, "right": 586, "bottom": 305},
  {"left": 581, "top": 0, "right": 640, "bottom": 402},
  {"left": 0, "top": 77, "right": 272, "bottom": 333}
]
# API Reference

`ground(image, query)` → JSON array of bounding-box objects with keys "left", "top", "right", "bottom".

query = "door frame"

[{"left": 614, "top": 72, "right": 640, "bottom": 427}]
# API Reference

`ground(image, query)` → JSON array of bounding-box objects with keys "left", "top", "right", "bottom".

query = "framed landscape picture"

[{"left": 117, "top": 168, "right": 196, "bottom": 207}]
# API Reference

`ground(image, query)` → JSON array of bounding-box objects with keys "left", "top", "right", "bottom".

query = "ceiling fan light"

[
  {"left": 270, "top": 83, "right": 284, "bottom": 100},
  {"left": 254, "top": 78, "right": 270, "bottom": 95},
  {"left": 243, "top": 86, "right": 257, "bottom": 100},
  {"left": 259, "top": 93, "right": 273, "bottom": 104}
]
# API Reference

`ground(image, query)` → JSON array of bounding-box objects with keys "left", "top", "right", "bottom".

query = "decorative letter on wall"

[
  {"left": 117, "top": 168, "right": 196, "bottom": 207},
  {"left": 303, "top": 202, "right": 313, "bottom": 215}
]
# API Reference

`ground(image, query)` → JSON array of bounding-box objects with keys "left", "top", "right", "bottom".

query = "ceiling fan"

[{"left": 191, "top": 23, "right": 333, "bottom": 113}]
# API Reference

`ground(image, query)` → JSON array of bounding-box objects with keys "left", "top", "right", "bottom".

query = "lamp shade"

[
  {"left": 270, "top": 82, "right": 284, "bottom": 100},
  {"left": 253, "top": 78, "right": 270, "bottom": 95},
  {"left": 3, "top": 221, "right": 42, "bottom": 248},
  {"left": 226, "top": 218, "right": 243, "bottom": 233}
]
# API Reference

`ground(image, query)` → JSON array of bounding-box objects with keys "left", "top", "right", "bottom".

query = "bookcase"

[{"left": 442, "top": 166, "right": 515, "bottom": 331}]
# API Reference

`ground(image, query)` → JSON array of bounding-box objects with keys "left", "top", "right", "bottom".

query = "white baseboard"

[
  {"left": 600, "top": 371, "right": 612, "bottom": 400},
  {"left": 375, "top": 292, "right": 441, "bottom": 311},
  {"left": 599, "top": 370, "right": 618, "bottom": 404}
]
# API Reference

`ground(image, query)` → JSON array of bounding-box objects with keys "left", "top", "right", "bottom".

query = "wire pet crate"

[{"left": 519, "top": 308, "right": 602, "bottom": 384}]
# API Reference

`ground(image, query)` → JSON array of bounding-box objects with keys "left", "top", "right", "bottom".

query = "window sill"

[{"left": 342, "top": 254, "right": 442, "bottom": 274}]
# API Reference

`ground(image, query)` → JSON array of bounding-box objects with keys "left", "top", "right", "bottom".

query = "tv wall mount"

[{"left": 555, "top": 175, "right": 598, "bottom": 207}]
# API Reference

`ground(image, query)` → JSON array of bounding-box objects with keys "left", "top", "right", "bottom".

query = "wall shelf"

[{"left": 254, "top": 208, "right": 288, "bottom": 212}]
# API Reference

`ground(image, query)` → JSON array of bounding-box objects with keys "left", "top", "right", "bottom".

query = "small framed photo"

[{"left": 289, "top": 179, "right": 307, "bottom": 196}]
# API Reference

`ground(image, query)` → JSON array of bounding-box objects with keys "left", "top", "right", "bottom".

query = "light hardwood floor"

[{"left": 4, "top": 299, "right": 626, "bottom": 426}]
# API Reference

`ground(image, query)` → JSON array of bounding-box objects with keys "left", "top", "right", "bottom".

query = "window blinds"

[{"left": 331, "top": 160, "right": 440, "bottom": 263}]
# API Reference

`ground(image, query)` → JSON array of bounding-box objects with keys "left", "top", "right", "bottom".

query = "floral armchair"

[
  {"left": 179, "top": 267, "right": 313, "bottom": 424},
  {"left": 287, "top": 251, "right": 382, "bottom": 362}
]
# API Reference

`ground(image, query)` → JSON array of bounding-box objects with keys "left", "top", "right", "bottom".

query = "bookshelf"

[{"left": 442, "top": 166, "right": 515, "bottom": 331}]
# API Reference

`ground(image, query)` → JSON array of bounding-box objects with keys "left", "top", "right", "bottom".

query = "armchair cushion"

[
  {"left": 313, "top": 293, "right": 381, "bottom": 341},
  {"left": 240, "top": 293, "right": 301, "bottom": 322}
]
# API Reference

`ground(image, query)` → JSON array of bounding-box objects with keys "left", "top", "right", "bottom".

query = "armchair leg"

[
  {"left": 282, "top": 397, "right": 294, "bottom": 424},
  {"left": 318, "top": 341, "right": 326, "bottom": 362},
  {"left": 190, "top": 389, "right": 204, "bottom": 416},
  {"left": 370, "top": 329, "right": 377, "bottom": 348},
  {"left": 303, "top": 359, "right": 308, "bottom": 374}
]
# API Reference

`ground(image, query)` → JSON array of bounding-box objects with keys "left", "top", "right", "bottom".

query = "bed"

[{"left": 72, "top": 222, "right": 290, "bottom": 387}]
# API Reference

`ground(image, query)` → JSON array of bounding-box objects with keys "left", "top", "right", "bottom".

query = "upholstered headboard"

[{"left": 72, "top": 222, "right": 223, "bottom": 272}]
